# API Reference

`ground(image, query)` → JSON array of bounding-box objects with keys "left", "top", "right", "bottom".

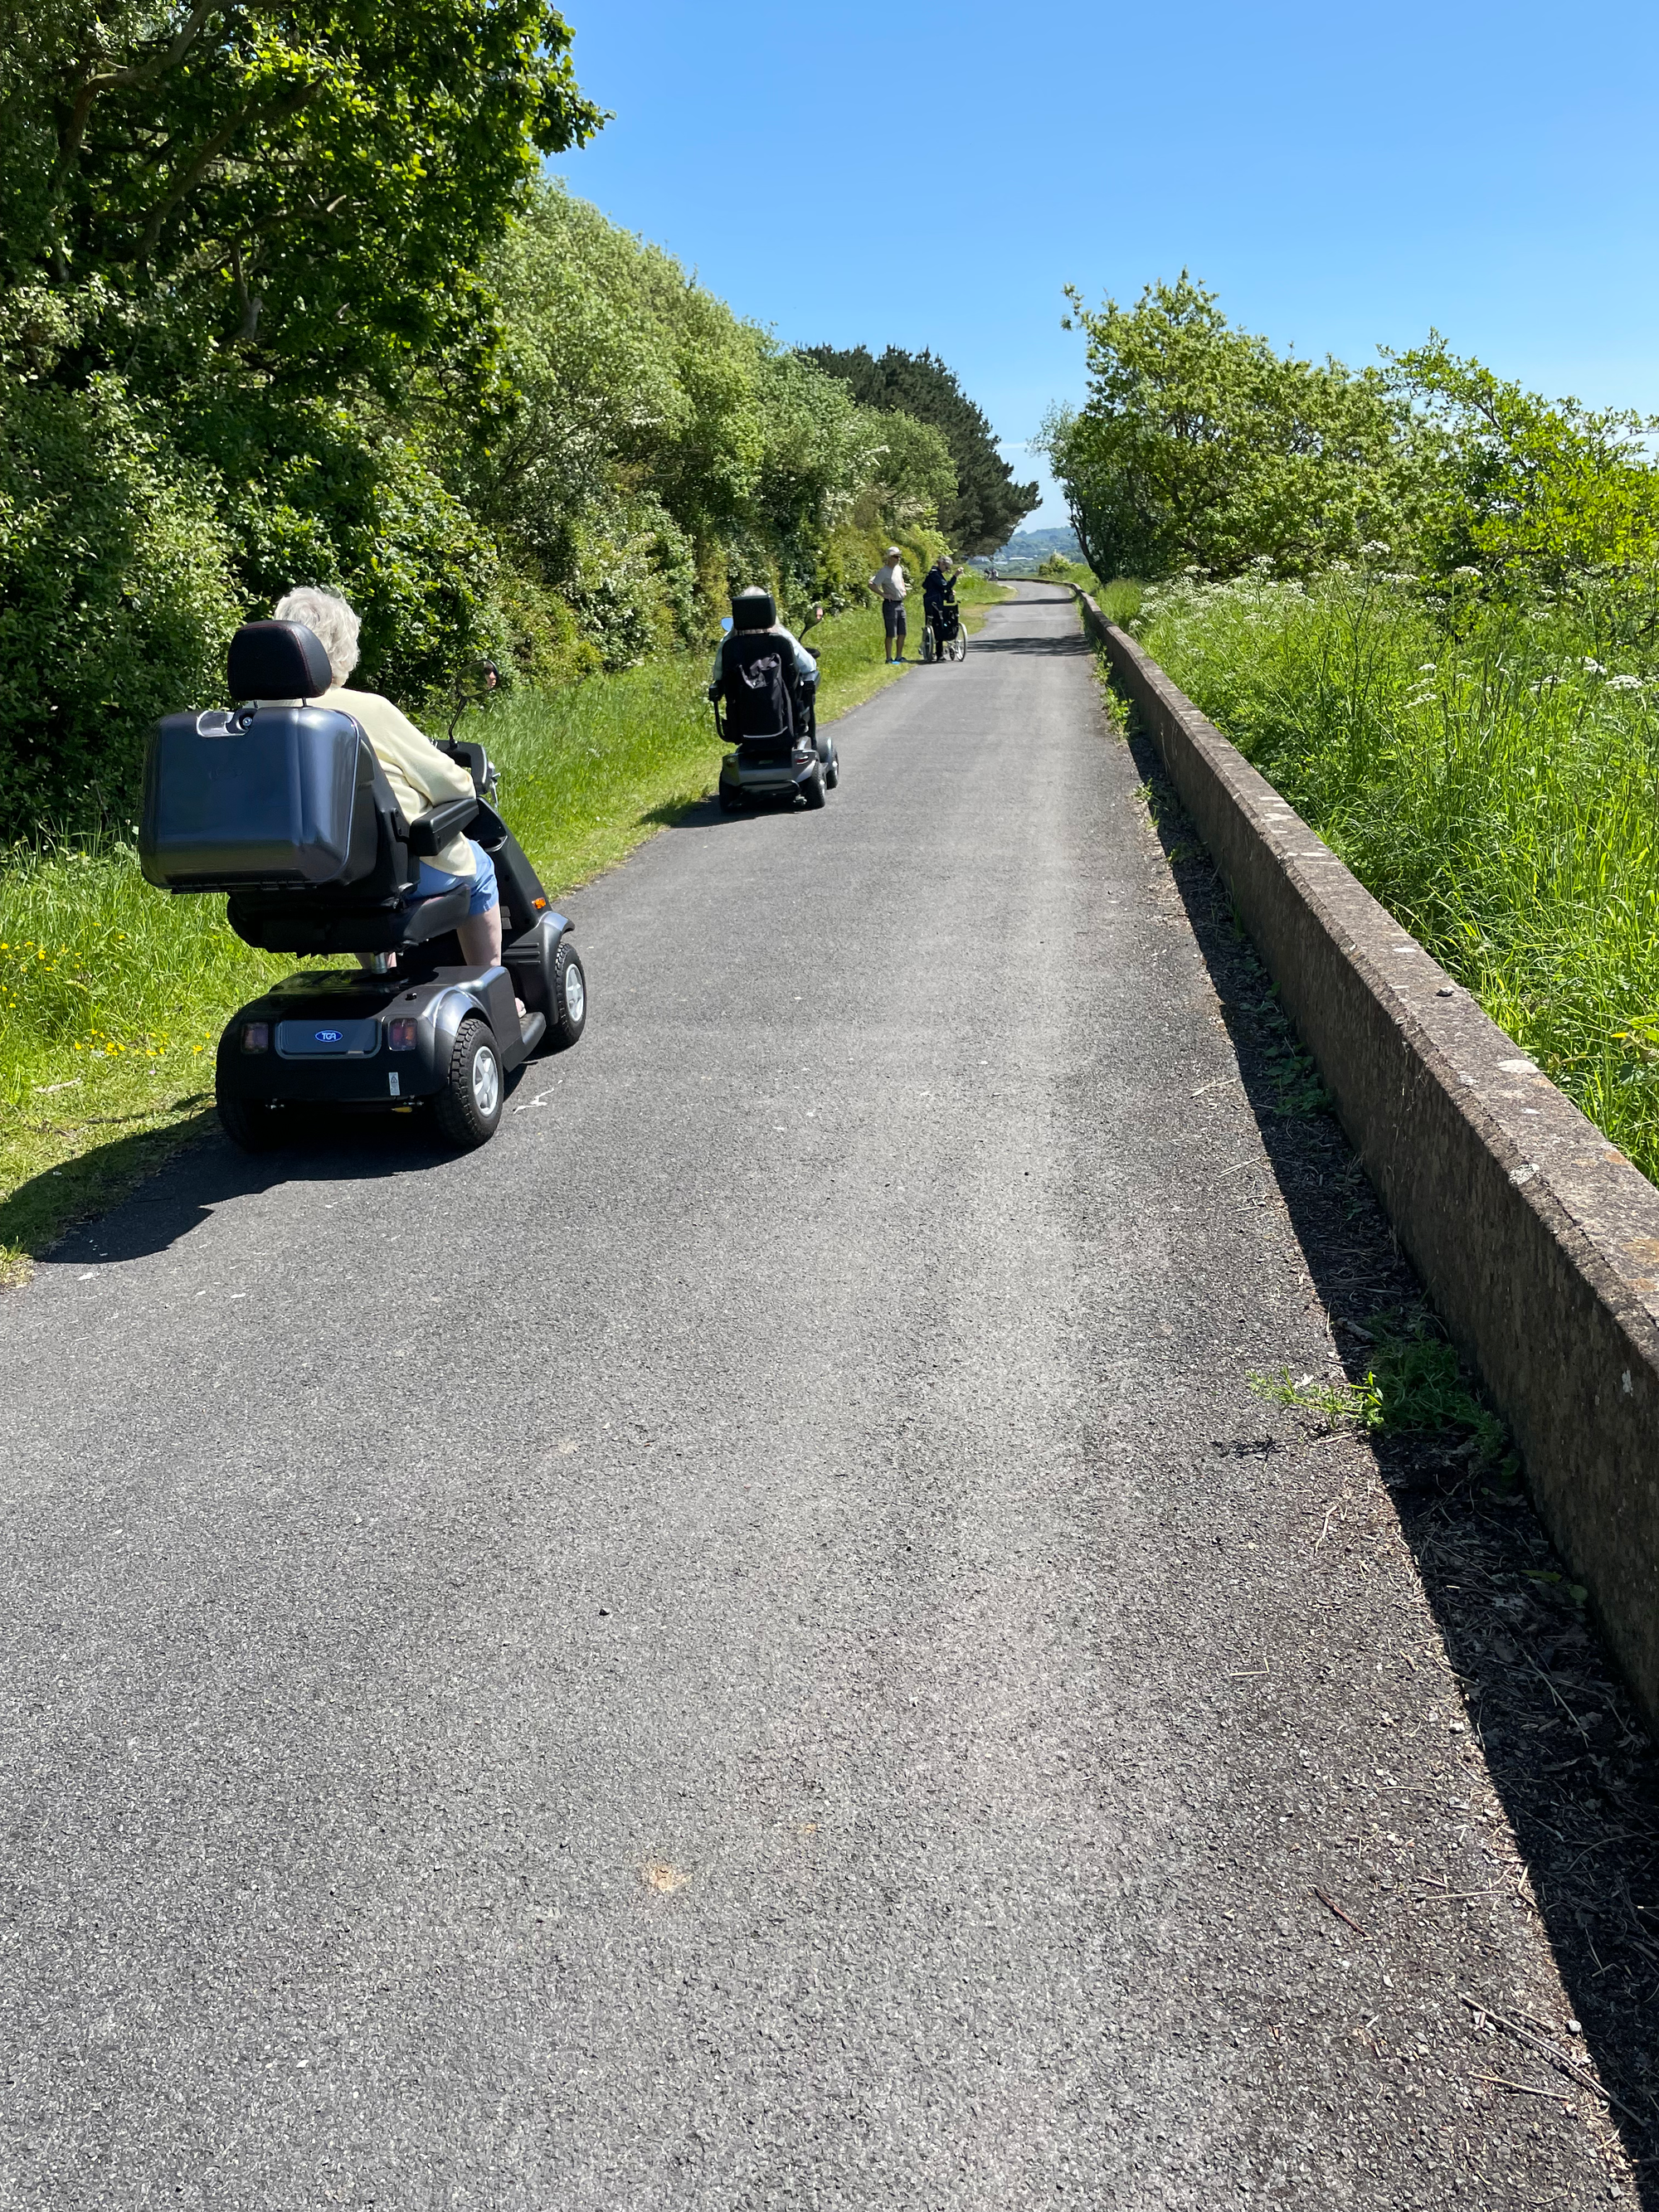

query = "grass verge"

[
  {"left": 1126, "top": 566, "right": 1659, "bottom": 1190},
  {"left": 0, "top": 577, "right": 1004, "bottom": 1280}
]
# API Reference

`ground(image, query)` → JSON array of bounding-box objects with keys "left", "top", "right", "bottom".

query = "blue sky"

[{"left": 557, "top": 1, "right": 1659, "bottom": 529}]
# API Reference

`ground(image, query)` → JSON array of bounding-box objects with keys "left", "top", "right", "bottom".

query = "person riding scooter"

[
  {"left": 708, "top": 587, "right": 838, "bottom": 810},
  {"left": 271, "top": 586, "right": 506, "bottom": 972},
  {"left": 708, "top": 586, "right": 820, "bottom": 704}
]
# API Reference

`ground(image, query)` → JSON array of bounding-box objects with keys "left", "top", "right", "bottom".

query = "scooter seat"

[{"left": 226, "top": 881, "right": 470, "bottom": 956}]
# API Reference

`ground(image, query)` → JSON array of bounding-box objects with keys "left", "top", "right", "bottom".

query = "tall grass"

[
  {"left": 1135, "top": 569, "right": 1659, "bottom": 1183},
  {"left": 0, "top": 587, "right": 985, "bottom": 1271}
]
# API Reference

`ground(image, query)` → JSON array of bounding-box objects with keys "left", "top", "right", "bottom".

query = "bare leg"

[
  {"left": 456, "top": 905, "right": 502, "bottom": 968},
  {"left": 457, "top": 903, "right": 526, "bottom": 1025}
]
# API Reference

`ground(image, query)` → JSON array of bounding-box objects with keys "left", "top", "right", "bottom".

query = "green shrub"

[{"left": 0, "top": 374, "right": 241, "bottom": 837}]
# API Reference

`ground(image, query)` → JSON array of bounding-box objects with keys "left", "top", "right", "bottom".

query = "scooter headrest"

[
  {"left": 227, "top": 620, "right": 334, "bottom": 700},
  {"left": 730, "top": 589, "right": 776, "bottom": 632}
]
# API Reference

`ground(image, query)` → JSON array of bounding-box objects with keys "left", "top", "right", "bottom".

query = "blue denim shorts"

[{"left": 416, "top": 839, "right": 498, "bottom": 916}]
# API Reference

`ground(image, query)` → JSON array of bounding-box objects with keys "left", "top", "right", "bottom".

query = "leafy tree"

[
  {"left": 462, "top": 184, "right": 952, "bottom": 660},
  {"left": 804, "top": 343, "right": 1039, "bottom": 555},
  {"left": 0, "top": 0, "right": 605, "bottom": 391},
  {"left": 1389, "top": 338, "right": 1659, "bottom": 633},
  {"left": 1046, "top": 275, "right": 1427, "bottom": 581},
  {"left": 857, "top": 411, "right": 956, "bottom": 531},
  {"left": 0, "top": 6, "right": 604, "bottom": 823}
]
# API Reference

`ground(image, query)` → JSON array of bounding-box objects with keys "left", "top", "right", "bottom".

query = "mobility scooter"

[
  {"left": 712, "top": 598, "right": 839, "bottom": 813},
  {"left": 139, "top": 619, "right": 586, "bottom": 1153}
]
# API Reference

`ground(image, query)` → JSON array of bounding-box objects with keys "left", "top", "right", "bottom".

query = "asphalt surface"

[{"left": 0, "top": 586, "right": 1639, "bottom": 2207}]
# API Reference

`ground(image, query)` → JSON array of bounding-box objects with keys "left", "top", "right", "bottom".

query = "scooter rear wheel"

[
  {"left": 218, "top": 1094, "right": 285, "bottom": 1153},
  {"left": 432, "top": 1017, "right": 503, "bottom": 1150}
]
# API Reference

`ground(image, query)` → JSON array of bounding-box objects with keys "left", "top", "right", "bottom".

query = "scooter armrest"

[{"left": 407, "top": 795, "right": 479, "bottom": 856}]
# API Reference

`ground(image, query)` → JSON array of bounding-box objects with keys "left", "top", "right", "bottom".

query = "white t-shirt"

[{"left": 870, "top": 562, "right": 907, "bottom": 602}]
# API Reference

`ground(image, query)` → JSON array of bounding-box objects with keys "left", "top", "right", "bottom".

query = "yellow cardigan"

[{"left": 319, "top": 687, "right": 477, "bottom": 878}]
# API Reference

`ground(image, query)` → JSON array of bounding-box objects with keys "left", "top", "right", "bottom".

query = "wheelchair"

[{"left": 922, "top": 596, "right": 967, "bottom": 664}]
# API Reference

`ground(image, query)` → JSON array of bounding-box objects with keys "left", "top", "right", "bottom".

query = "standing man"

[{"left": 868, "top": 544, "right": 908, "bottom": 664}]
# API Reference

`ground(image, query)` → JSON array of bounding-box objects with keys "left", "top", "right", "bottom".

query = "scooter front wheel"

[
  {"left": 547, "top": 938, "right": 587, "bottom": 1050},
  {"left": 432, "top": 1016, "right": 504, "bottom": 1150}
]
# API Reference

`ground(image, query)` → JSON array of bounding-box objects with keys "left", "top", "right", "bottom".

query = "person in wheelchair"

[
  {"left": 270, "top": 587, "right": 506, "bottom": 973},
  {"left": 707, "top": 586, "right": 820, "bottom": 710},
  {"left": 922, "top": 555, "right": 958, "bottom": 659}
]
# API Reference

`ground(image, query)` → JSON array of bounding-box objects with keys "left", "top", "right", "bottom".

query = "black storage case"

[{"left": 139, "top": 704, "right": 369, "bottom": 892}]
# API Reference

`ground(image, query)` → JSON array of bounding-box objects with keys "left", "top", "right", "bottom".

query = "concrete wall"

[{"left": 1073, "top": 590, "right": 1659, "bottom": 1729}]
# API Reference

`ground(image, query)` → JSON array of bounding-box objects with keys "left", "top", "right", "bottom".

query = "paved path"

[{"left": 0, "top": 588, "right": 1628, "bottom": 2206}]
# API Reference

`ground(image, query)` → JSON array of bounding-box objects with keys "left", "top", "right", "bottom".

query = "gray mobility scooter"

[
  {"left": 712, "top": 596, "right": 839, "bottom": 812},
  {"left": 139, "top": 619, "right": 586, "bottom": 1153}
]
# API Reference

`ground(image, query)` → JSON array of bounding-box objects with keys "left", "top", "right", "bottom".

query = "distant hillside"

[{"left": 990, "top": 526, "right": 1082, "bottom": 571}]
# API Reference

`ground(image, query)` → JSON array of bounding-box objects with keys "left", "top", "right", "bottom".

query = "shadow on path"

[
  {"left": 968, "top": 631, "right": 1093, "bottom": 656},
  {"left": 1122, "top": 702, "right": 1659, "bottom": 2191},
  {"left": 30, "top": 1108, "right": 476, "bottom": 1273}
]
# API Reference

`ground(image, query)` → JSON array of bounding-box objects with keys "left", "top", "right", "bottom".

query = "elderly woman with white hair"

[{"left": 270, "top": 586, "right": 504, "bottom": 973}]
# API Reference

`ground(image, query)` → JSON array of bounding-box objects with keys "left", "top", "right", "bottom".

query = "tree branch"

[
  {"left": 83, "top": 0, "right": 226, "bottom": 98},
  {"left": 136, "top": 110, "right": 251, "bottom": 258},
  {"left": 56, "top": 3, "right": 230, "bottom": 196},
  {"left": 134, "top": 79, "right": 320, "bottom": 261}
]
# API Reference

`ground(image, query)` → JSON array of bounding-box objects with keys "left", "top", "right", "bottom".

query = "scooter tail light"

[
  {"left": 241, "top": 1021, "right": 270, "bottom": 1053},
  {"left": 387, "top": 1018, "right": 419, "bottom": 1053}
]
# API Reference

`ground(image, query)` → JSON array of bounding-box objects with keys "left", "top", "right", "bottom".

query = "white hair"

[{"left": 271, "top": 586, "right": 360, "bottom": 688}]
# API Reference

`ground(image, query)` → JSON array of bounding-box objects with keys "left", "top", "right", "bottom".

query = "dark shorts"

[{"left": 882, "top": 598, "right": 907, "bottom": 639}]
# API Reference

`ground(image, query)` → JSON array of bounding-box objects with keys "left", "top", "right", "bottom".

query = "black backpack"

[{"left": 719, "top": 631, "right": 796, "bottom": 741}]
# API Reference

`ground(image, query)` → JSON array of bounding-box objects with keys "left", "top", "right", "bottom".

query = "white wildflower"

[
  {"left": 1606, "top": 673, "right": 1645, "bottom": 691},
  {"left": 1583, "top": 657, "right": 1605, "bottom": 673},
  {"left": 1418, "top": 663, "right": 1437, "bottom": 673}
]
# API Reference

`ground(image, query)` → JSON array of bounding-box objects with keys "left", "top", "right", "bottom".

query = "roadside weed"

[
  {"left": 1251, "top": 1310, "right": 1506, "bottom": 1466},
  {"left": 1249, "top": 1364, "right": 1384, "bottom": 1430}
]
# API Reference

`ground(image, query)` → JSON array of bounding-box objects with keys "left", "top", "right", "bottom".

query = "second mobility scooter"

[
  {"left": 712, "top": 596, "right": 839, "bottom": 812},
  {"left": 139, "top": 620, "right": 586, "bottom": 1153}
]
